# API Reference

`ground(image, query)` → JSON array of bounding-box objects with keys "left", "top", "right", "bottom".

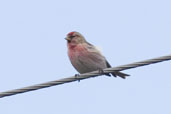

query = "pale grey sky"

[{"left": 0, "top": 0, "right": 171, "bottom": 114}]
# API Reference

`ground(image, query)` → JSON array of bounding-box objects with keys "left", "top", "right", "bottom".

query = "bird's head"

[{"left": 65, "top": 31, "right": 86, "bottom": 45}]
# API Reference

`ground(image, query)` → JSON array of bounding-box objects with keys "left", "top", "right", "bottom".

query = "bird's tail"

[{"left": 111, "top": 71, "right": 130, "bottom": 79}]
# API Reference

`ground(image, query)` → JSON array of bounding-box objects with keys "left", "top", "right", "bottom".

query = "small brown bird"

[{"left": 65, "top": 31, "right": 130, "bottom": 79}]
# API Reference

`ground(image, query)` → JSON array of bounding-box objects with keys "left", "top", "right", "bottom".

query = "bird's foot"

[
  {"left": 98, "top": 69, "right": 111, "bottom": 77},
  {"left": 75, "top": 74, "right": 80, "bottom": 82},
  {"left": 98, "top": 69, "right": 105, "bottom": 75}
]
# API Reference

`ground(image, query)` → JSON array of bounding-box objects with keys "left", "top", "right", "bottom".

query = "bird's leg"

[
  {"left": 98, "top": 69, "right": 105, "bottom": 75},
  {"left": 98, "top": 69, "right": 111, "bottom": 77},
  {"left": 75, "top": 74, "right": 80, "bottom": 82}
]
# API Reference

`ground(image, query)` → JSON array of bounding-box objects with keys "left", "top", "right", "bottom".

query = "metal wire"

[{"left": 0, "top": 54, "right": 171, "bottom": 98}]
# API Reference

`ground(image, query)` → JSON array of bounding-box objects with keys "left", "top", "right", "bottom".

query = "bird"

[{"left": 65, "top": 31, "right": 130, "bottom": 79}]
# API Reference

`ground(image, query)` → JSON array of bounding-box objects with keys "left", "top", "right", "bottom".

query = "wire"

[{"left": 0, "top": 54, "right": 171, "bottom": 98}]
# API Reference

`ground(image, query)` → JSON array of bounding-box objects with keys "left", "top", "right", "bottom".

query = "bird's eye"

[{"left": 69, "top": 35, "right": 75, "bottom": 39}]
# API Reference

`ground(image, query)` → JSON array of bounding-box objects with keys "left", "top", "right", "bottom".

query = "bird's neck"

[{"left": 68, "top": 43, "right": 77, "bottom": 50}]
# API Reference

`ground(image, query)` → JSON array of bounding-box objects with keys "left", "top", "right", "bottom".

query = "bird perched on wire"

[{"left": 65, "top": 31, "right": 129, "bottom": 79}]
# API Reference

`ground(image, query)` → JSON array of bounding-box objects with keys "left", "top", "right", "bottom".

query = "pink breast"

[{"left": 68, "top": 44, "right": 87, "bottom": 59}]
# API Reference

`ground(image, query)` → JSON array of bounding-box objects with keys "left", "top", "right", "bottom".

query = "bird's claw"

[
  {"left": 98, "top": 69, "right": 105, "bottom": 75},
  {"left": 98, "top": 69, "right": 111, "bottom": 77},
  {"left": 75, "top": 74, "right": 80, "bottom": 82}
]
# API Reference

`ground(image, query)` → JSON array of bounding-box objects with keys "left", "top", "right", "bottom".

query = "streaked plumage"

[{"left": 65, "top": 31, "right": 129, "bottom": 79}]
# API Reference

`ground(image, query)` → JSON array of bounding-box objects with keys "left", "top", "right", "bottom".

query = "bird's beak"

[{"left": 65, "top": 37, "right": 71, "bottom": 41}]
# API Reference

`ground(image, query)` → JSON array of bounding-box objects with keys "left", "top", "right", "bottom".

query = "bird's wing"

[
  {"left": 77, "top": 43, "right": 108, "bottom": 69},
  {"left": 81, "top": 43, "right": 130, "bottom": 78},
  {"left": 105, "top": 60, "right": 112, "bottom": 68},
  {"left": 85, "top": 43, "right": 104, "bottom": 55}
]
